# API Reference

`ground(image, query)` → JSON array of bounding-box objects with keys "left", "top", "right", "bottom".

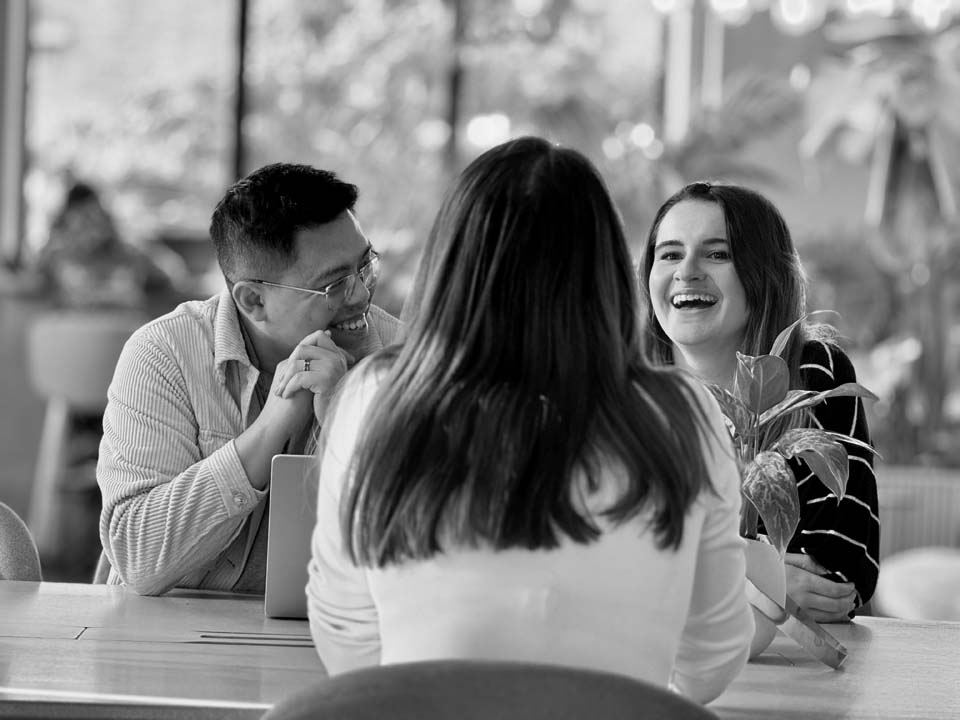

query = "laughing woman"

[
  {"left": 639, "top": 181, "right": 880, "bottom": 622},
  {"left": 307, "top": 138, "right": 754, "bottom": 703}
]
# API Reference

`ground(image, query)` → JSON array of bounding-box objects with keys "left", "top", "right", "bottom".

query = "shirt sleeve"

[
  {"left": 672, "top": 382, "right": 754, "bottom": 704},
  {"left": 307, "top": 366, "right": 383, "bottom": 674},
  {"left": 97, "top": 328, "right": 264, "bottom": 596},
  {"left": 788, "top": 341, "right": 880, "bottom": 606}
]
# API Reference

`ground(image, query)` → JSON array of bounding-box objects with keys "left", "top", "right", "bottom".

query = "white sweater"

[{"left": 307, "top": 370, "right": 753, "bottom": 704}]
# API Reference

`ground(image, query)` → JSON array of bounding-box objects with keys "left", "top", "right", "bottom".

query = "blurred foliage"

[
  {"left": 25, "top": 1, "right": 235, "bottom": 252},
  {"left": 801, "top": 17, "right": 960, "bottom": 464},
  {"left": 244, "top": 0, "right": 667, "bottom": 316},
  {"left": 657, "top": 70, "right": 801, "bottom": 195},
  {"left": 29, "top": 0, "right": 801, "bottom": 321}
]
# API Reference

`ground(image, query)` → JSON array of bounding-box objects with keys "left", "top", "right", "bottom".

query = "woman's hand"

[{"left": 785, "top": 553, "right": 857, "bottom": 622}]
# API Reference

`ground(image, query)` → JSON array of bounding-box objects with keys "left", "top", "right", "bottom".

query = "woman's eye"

[
  {"left": 658, "top": 251, "right": 681, "bottom": 261},
  {"left": 708, "top": 250, "right": 731, "bottom": 260}
]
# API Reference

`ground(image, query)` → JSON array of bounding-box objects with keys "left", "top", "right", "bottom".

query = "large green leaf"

[
  {"left": 768, "top": 318, "right": 804, "bottom": 359},
  {"left": 733, "top": 353, "right": 789, "bottom": 414},
  {"left": 772, "top": 429, "right": 849, "bottom": 500},
  {"left": 824, "top": 430, "right": 883, "bottom": 458},
  {"left": 742, "top": 451, "right": 800, "bottom": 557},
  {"left": 756, "top": 389, "right": 817, "bottom": 427},
  {"left": 758, "top": 382, "right": 878, "bottom": 427},
  {"left": 768, "top": 311, "right": 839, "bottom": 358},
  {"left": 708, "top": 385, "right": 754, "bottom": 441}
]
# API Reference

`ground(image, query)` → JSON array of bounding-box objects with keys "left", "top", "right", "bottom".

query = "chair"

[
  {"left": 25, "top": 310, "right": 144, "bottom": 557},
  {"left": 0, "top": 501, "right": 42, "bottom": 581},
  {"left": 873, "top": 546, "right": 960, "bottom": 621},
  {"left": 262, "top": 660, "right": 718, "bottom": 720}
]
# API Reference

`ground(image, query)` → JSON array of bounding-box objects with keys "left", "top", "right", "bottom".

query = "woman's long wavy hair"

[
  {"left": 341, "top": 137, "right": 715, "bottom": 568},
  {"left": 638, "top": 182, "right": 828, "bottom": 390}
]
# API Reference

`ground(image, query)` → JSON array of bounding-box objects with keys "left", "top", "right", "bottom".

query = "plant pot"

[{"left": 744, "top": 537, "right": 787, "bottom": 659}]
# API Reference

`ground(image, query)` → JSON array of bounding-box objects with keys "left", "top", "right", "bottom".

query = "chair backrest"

[
  {"left": 26, "top": 310, "right": 144, "bottom": 413},
  {"left": 262, "top": 660, "right": 717, "bottom": 720},
  {"left": 0, "top": 502, "right": 42, "bottom": 581}
]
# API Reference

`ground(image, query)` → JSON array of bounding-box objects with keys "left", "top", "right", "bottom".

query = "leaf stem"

[{"left": 740, "top": 501, "right": 759, "bottom": 539}]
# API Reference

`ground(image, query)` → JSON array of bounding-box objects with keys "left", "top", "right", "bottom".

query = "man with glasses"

[{"left": 97, "top": 163, "right": 400, "bottom": 595}]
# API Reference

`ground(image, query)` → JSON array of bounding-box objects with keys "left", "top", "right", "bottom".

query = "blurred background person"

[{"left": 0, "top": 179, "right": 184, "bottom": 310}]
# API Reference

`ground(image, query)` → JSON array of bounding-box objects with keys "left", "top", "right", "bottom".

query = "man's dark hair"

[{"left": 209, "top": 163, "right": 358, "bottom": 283}]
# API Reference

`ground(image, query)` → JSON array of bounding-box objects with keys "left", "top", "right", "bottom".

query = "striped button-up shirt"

[{"left": 97, "top": 288, "right": 401, "bottom": 595}]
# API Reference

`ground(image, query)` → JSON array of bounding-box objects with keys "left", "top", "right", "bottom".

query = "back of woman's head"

[
  {"left": 344, "top": 137, "right": 714, "bottom": 567},
  {"left": 404, "top": 136, "right": 639, "bottom": 390},
  {"left": 640, "top": 181, "right": 807, "bottom": 367}
]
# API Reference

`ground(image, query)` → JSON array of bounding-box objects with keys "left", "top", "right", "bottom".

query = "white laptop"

[{"left": 264, "top": 454, "right": 318, "bottom": 619}]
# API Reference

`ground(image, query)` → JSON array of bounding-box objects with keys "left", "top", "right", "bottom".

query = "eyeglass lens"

[{"left": 325, "top": 255, "right": 379, "bottom": 308}]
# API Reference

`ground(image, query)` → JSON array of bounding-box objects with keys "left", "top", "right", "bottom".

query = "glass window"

[
  {"left": 25, "top": 0, "right": 235, "bottom": 268},
  {"left": 245, "top": 0, "right": 664, "bottom": 317}
]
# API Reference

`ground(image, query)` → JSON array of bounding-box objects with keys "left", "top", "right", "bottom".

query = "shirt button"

[{"left": 233, "top": 493, "right": 247, "bottom": 507}]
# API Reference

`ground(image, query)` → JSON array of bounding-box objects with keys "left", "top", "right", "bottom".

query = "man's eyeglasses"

[{"left": 246, "top": 251, "right": 380, "bottom": 310}]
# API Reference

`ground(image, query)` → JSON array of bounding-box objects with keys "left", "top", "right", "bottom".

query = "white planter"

[{"left": 744, "top": 537, "right": 787, "bottom": 659}]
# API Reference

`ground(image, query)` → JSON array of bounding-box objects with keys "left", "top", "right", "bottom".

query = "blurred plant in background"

[
  {"left": 655, "top": 70, "right": 801, "bottom": 195},
  {"left": 245, "top": 0, "right": 667, "bottom": 314},
  {"left": 28, "top": 0, "right": 960, "bottom": 468},
  {"left": 801, "top": 17, "right": 960, "bottom": 464}
]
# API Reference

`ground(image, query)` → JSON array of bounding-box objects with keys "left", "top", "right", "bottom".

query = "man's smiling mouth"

[{"left": 330, "top": 312, "right": 369, "bottom": 332}]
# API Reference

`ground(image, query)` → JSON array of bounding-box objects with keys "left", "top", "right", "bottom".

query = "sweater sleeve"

[
  {"left": 672, "top": 381, "right": 754, "bottom": 704},
  {"left": 787, "top": 340, "right": 880, "bottom": 606},
  {"left": 307, "top": 366, "right": 383, "bottom": 674},
  {"left": 98, "top": 328, "right": 265, "bottom": 596}
]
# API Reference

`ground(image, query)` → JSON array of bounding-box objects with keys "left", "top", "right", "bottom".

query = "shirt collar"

[{"left": 213, "top": 287, "right": 252, "bottom": 375}]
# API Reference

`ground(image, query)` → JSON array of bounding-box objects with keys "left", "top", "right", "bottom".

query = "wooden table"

[
  {"left": 0, "top": 581, "right": 323, "bottom": 718},
  {"left": 713, "top": 615, "right": 960, "bottom": 719},
  {"left": 3, "top": 582, "right": 958, "bottom": 719}
]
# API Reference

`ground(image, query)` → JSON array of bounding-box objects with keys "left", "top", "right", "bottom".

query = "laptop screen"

[{"left": 264, "top": 454, "right": 318, "bottom": 619}]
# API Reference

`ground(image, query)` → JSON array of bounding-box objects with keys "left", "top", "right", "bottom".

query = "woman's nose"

[{"left": 674, "top": 256, "right": 704, "bottom": 281}]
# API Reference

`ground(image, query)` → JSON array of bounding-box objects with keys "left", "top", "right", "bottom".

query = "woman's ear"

[{"left": 232, "top": 281, "right": 268, "bottom": 322}]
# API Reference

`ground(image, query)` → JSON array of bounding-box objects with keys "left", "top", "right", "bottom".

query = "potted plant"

[{"left": 708, "top": 315, "right": 879, "bottom": 657}]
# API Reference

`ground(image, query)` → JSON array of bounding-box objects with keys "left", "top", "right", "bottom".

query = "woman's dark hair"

[
  {"left": 639, "top": 181, "right": 823, "bottom": 388},
  {"left": 339, "top": 137, "right": 716, "bottom": 568}
]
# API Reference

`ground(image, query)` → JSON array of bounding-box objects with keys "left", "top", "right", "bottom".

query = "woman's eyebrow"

[
  {"left": 653, "top": 239, "right": 683, "bottom": 250},
  {"left": 653, "top": 237, "right": 727, "bottom": 250}
]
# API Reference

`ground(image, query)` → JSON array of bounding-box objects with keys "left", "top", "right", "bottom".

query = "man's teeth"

[
  {"left": 332, "top": 315, "right": 368, "bottom": 331},
  {"left": 672, "top": 293, "right": 717, "bottom": 308}
]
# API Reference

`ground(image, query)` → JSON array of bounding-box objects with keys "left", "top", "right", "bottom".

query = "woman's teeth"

[{"left": 672, "top": 293, "right": 718, "bottom": 309}]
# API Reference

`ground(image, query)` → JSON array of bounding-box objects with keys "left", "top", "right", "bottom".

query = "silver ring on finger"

[{"left": 303, "top": 359, "right": 311, "bottom": 372}]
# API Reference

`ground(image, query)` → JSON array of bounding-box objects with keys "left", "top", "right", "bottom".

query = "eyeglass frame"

[{"left": 242, "top": 250, "right": 381, "bottom": 310}]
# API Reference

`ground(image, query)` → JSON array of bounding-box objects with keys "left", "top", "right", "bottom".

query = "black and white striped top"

[{"left": 786, "top": 340, "right": 880, "bottom": 607}]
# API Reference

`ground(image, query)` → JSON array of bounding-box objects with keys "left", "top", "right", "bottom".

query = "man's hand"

[
  {"left": 236, "top": 330, "right": 355, "bottom": 490},
  {"left": 273, "top": 329, "right": 355, "bottom": 422},
  {"left": 785, "top": 553, "right": 856, "bottom": 623}
]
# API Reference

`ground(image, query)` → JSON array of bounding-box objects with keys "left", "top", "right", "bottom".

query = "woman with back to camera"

[
  {"left": 306, "top": 137, "right": 753, "bottom": 703},
  {"left": 639, "top": 181, "right": 879, "bottom": 622}
]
